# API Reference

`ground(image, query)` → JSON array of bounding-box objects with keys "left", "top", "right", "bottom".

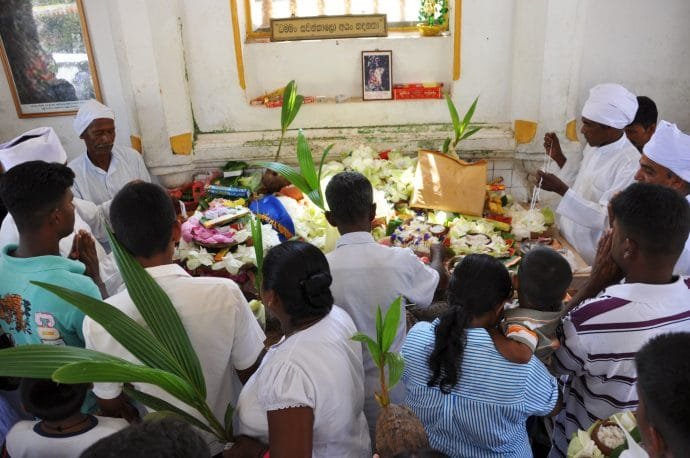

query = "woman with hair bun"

[
  {"left": 228, "top": 241, "right": 370, "bottom": 458},
  {"left": 401, "top": 254, "right": 560, "bottom": 457}
]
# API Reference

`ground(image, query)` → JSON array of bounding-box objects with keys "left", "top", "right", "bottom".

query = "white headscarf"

[
  {"left": 643, "top": 120, "right": 690, "bottom": 182},
  {"left": 581, "top": 83, "right": 638, "bottom": 129},
  {"left": 0, "top": 127, "right": 67, "bottom": 171},
  {"left": 73, "top": 99, "right": 115, "bottom": 136}
]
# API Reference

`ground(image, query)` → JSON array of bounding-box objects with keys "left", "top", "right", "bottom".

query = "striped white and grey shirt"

[
  {"left": 402, "top": 322, "right": 559, "bottom": 458},
  {"left": 550, "top": 277, "right": 690, "bottom": 457}
]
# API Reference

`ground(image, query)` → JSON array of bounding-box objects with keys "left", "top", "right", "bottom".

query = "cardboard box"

[{"left": 393, "top": 83, "right": 444, "bottom": 100}]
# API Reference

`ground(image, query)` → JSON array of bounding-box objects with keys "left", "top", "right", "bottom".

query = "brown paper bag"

[{"left": 410, "top": 149, "right": 487, "bottom": 216}]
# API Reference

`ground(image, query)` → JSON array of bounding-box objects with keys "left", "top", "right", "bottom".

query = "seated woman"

[
  {"left": 228, "top": 241, "right": 370, "bottom": 458},
  {"left": 402, "top": 254, "right": 560, "bottom": 457}
]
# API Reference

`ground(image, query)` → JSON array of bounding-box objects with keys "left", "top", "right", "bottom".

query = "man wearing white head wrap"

[
  {"left": 635, "top": 120, "right": 690, "bottom": 275},
  {"left": 69, "top": 99, "right": 151, "bottom": 209},
  {"left": 536, "top": 83, "right": 640, "bottom": 264},
  {"left": 0, "top": 127, "right": 123, "bottom": 296},
  {"left": 0, "top": 127, "right": 69, "bottom": 223},
  {"left": 0, "top": 127, "right": 67, "bottom": 172}
]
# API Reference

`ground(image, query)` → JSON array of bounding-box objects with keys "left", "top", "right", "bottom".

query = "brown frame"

[
  {"left": 362, "top": 50, "right": 393, "bottom": 101},
  {"left": 0, "top": 0, "right": 102, "bottom": 118}
]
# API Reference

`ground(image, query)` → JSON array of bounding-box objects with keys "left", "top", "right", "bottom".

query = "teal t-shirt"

[{"left": 0, "top": 245, "right": 101, "bottom": 347}]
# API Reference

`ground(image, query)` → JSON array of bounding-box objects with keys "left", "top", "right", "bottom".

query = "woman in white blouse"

[{"left": 227, "top": 241, "right": 370, "bottom": 458}]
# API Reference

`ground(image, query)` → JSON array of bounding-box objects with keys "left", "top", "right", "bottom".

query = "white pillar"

[{"left": 106, "top": 0, "right": 195, "bottom": 184}]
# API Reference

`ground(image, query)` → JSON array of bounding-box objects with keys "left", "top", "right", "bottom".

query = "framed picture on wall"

[
  {"left": 0, "top": 0, "right": 102, "bottom": 118},
  {"left": 362, "top": 50, "right": 392, "bottom": 101}
]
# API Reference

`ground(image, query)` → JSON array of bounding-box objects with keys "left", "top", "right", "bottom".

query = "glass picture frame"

[
  {"left": 362, "top": 50, "right": 392, "bottom": 101},
  {"left": 0, "top": 0, "right": 102, "bottom": 118}
]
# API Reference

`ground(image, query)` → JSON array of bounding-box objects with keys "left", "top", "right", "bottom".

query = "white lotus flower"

[{"left": 507, "top": 205, "right": 547, "bottom": 240}]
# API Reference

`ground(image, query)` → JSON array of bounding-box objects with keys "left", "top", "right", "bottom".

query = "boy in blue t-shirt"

[{"left": 0, "top": 161, "right": 102, "bottom": 347}]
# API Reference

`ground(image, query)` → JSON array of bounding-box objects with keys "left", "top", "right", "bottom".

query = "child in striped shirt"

[{"left": 490, "top": 246, "right": 572, "bottom": 365}]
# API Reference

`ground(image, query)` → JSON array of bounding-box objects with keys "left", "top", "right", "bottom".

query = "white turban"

[
  {"left": 643, "top": 120, "right": 690, "bottom": 182},
  {"left": 73, "top": 99, "right": 115, "bottom": 136},
  {"left": 0, "top": 127, "right": 67, "bottom": 171},
  {"left": 581, "top": 83, "right": 638, "bottom": 129}
]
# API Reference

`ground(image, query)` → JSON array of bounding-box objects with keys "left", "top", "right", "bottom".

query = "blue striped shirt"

[{"left": 402, "top": 321, "right": 559, "bottom": 458}]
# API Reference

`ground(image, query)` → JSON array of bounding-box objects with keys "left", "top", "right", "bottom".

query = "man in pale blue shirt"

[{"left": 324, "top": 171, "right": 448, "bottom": 443}]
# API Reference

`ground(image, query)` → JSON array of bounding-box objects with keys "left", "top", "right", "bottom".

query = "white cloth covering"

[
  {"left": 4, "top": 415, "right": 128, "bottom": 458},
  {"left": 325, "top": 231, "right": 439, "bottom": 440},
  {"left": 0, "top": 200, "right": 122, "bottom": 296},
  {"left": 237, "top": 306, "right": 371, "bottom": 458},
  {"left": 0, "top": 127, "right": 66, "bottom": 171},
  {"left": 556, "top": 135, "right": 639, "bottom": 264},
  {"left": 83, "top": 264, "right": 265, "bottom": 455},
  {"left": 643, "top": 120, "right": 690, "bottom": 182},
  {"left": 581, "top": 83, "right": 638, "bottom": 129},
  {"left": 73, "top": 99, "right": 115, "bottom": 136},
  {"left": 68, "top": 144, "right": 151, "bottom": 209}
]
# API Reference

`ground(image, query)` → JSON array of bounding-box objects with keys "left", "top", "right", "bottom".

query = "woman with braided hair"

[
  {"left": 401, "top": 254, "right": 561, "bottom": 457},
  {"left": 228, "top": 241, "right": 370, "bottom": 458}
]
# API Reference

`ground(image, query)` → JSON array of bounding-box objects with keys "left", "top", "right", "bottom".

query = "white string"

[{"left": 530, "top": 143, "right": 552, "bottom": 211}]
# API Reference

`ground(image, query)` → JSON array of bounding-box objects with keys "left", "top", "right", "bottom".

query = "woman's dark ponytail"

[
  {"left": 428, "top": 303, "right": 472, "bottom": 393},
  {"left": 427, "top": 254, "right": 511, "bottom": 393}
]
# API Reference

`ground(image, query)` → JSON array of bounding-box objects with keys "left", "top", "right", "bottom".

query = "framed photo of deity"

[
  {"left": 0, "top": 0, "right": 102, "bottom": 118},
  {"left": 362, "top": 50, "right": 392, "bottom": 101}
]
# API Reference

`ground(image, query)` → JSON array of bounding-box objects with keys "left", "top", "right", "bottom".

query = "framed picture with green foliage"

[{"left": 0, "top": 0, "right": 102, "bottom": 118}]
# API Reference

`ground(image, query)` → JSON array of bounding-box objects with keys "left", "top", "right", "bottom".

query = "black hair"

[
  {"left": 518, "top": 246, "right": 572, "bottom": 312},
  {"left": 610, "top": 183, "right": 690, "bottom": 258},
  {"left": 80, "top": 418, "right": 210, "bottom": 458},
  {"left": 427, "top": 254, "right": 511, "bottom": 393},
  {"left": 0, "top": 161, "right": 74, "bottom": 231},
  {"left": 631, "top": 96, "right": 658, "bottom": 128},
  {"left": 20, "top": 378, "right": 88, "bottom": 422},
  {"left": 262, "top": 240, "right": 333, "bottom": 326},
  {"left": 636, "top": 332, "right": 690, "bottom": 455},
  {"left": 325, "top": 171, "right": 373, "bottom": 224},
  {"left": 110, "top": 182, "right": 177, "bottom": 258}
]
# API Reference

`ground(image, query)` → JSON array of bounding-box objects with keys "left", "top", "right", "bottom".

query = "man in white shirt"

[
  {"left": 634, "top": 120, "right": 690, "bottom": 275},
  {"left": 324, "top": 171, "right": 447, "bottom": 442},
  {"left": 537, "top": 83, "right": 640, "bottom": 264},
  {"left": 83, "top": 182, "right": 265, "bottom": 455},
  {"left": 69, "top": 99, "right": 151, "bottom": 213},
  {"left": 549, "top": 183, "right": 690, "bottom": 457},
  {"left": 0, "top": 127, "right": 122, "bottom": 296}
]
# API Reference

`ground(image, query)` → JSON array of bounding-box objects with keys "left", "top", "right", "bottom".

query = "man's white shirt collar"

[
  {"left": 602, "top": 276, "right": 688, "bottom": 303},
  {"left": 335, "top": 231, "right": 376, "bottom": 248}
]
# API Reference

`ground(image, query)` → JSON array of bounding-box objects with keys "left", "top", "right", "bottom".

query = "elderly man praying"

[
  {"left": 635, "top": 120, "right": 690, "bottom": 275},
  {"left": 537, "top": 83, "right": 640, "bottom": 264},
  {"left": 69, "top": 99, "right": 151, "bottom": 211}
]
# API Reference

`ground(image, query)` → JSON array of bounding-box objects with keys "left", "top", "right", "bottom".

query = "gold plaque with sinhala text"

[{"left": 270, "top": 15, "right": 388, "bottom": 41}]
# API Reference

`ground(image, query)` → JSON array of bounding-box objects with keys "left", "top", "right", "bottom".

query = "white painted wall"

[
  {"left": 1, "top": 0, "right": 689, "bottom": 180},
  {"left": 577, "top": 0, "right": 690, "bottom": 132}
]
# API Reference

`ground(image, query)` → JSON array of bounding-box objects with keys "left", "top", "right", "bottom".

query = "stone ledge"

[
  {"left": 192, "top": 122, "right": 516, "bottom": 164},
  {"left": 150, "top": 123, "right": 572, "bottom": 186}
]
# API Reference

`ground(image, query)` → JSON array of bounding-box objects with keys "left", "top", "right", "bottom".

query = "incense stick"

[{"left": 530, "top": 143, "right": 552, "bottom": 211}]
